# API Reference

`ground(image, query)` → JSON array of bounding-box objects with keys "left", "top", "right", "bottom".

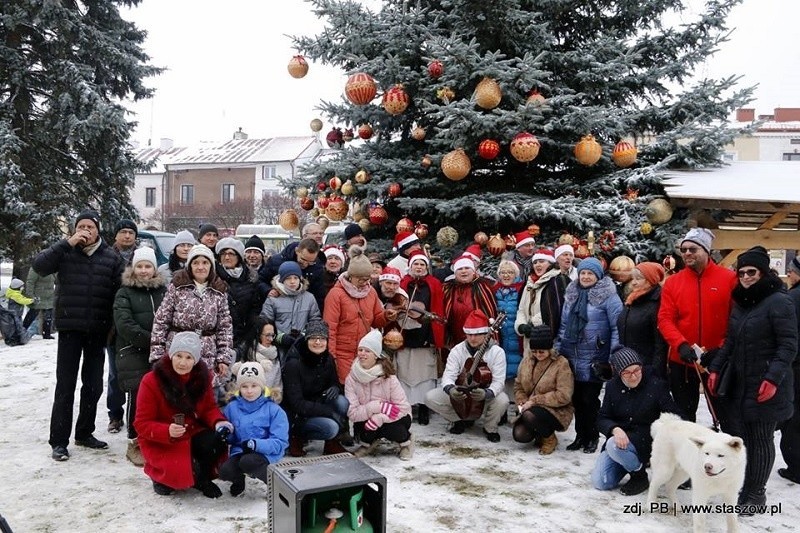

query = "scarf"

[
  {"left": 732, "top": 273, "right": 783, "bottom": 309},
  {"left": 514, "top": 250, "right": 533, "bottom": 280},
  {"left": 564, "top": 286, "right": 590, "bottom": 343},
  {"left": 81, "top": 239, "right": 101, "bottom": 256},
  {"left": 350, "top": 359, "right": 385, "bottom": 384},
  {"left": 625, "top": 283, "right": 654, "bottom": 306},
  {"left": 224, "top": 266, "right": 243, "bottom": 279},
  {"left": 194, "top": 280, "right": 208, "bottom": 295},
  {"left": 338, "top": 273, "right": 372, "bottom": 299},
  {"left": 274, "top": 278, "right": 304, "bottom": 297},
  {"left": 256, "top": 343, "right": 278, "bottom": 361}
]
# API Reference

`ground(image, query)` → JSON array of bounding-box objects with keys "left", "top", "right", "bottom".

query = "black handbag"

[{"left": 715, "top": 359, "right": 735, "bottom": 398}]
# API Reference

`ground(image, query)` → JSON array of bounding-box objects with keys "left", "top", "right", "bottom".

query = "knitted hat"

[
  {"left": 528, "top": 325, "right": 554, "bottom": 350},
  {"left": 554, "top": 244, "right": 574, "bottom": 260},
  {"left": 463, "top": 244, "right": 482, "bottom": 262},
  {"left": 347, "top": 245, "right": 373, "bottom": 277},
  {"left": 169, "top": 331, "right": 202, "bottom": 363},
  {"left": 9, "top": 278, "right": 24, "bottom": 290},
  {"left": 789, "top": 256, "right": 800, "bottom": 277},
  {"left": 368, "top": 252, "right": 386, "bottom": 268},
  {"left": 358, "top": 329, "right": 385, "bottom": 359},
  {"left": 610, "top": 347, "right": 643, "bottom": 375},
  {"left": 173, "top": 230, "right": 196, "bottom": 249},
  {"left": 514, "top": 230, "right": 535, "bottom": 249},
  {"left": 393, "top": 231, "right": 419, "bottom": 254},
  {"left": 75, "top": 210, "right": 100, "bottom": 231},
  {"left": 235, "top": 361, "right": 267, "bottom": 388},
  {"left": 114, "top": 219, "right": 138, "bottom": 237},
  {"left": 463, "top": 309, "right": 490, "bottom": 334},
  {"left": 132, "top": 247, "right": 158, "bottom": 269},
  {"left": 187, "top": 244, "right": 215, "bottom": 265},
  {"left": 452, "top": 255, "right": 475, "bottom": 272},
  {"left": 736, "top": 245, "right": 770, "bottom": 274},
  {"left": 215, "top": 237, "right": 245, "bottom": 261},
  {"left": 578, "top": 257, "right": 604, "bottom": 280},
  {"left": 681, "top": 228, "right": 714, "bottom": 254},
  {"left": 278, "top": 261, "right": 303, "bottom": 282},
  {"left": 407, "top": 249, "right": 431, "bottom": 268},
  {"left": 634, "top": 262, "right": 665, "bottom": 286},
  {"left": 379, "top": 266, "right": 402, "bottom": 283},
  {"left": 305, "top": 319, "right": 329, "bottom": 339},
  {"left": 344, "top": 223, "right": 363, "bottom": 241},
  {"left": 532, "top": 248, "right": 556, "bottom": 263},
  {"left": 244, "top": 235, "right": 265, "bottom": 255},
  {"left": 323, "top": 245, "right": 346, "bottom": 263},
  {"left": 198, "top": 223, "right": 219, "bottom": 240}
]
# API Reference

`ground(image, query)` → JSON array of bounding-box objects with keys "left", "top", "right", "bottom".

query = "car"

[
  {"left": 233, "top": 224, "right": 299, "bottom": 253},
  {"left": 137, "top": 230, "right": 176, "bottom": 266}
]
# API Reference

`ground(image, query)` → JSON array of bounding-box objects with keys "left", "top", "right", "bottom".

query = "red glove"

[
  {"left": 365, "top": 416, "right": 380, "bottom": 431},
  {"left": 380, "top": 402, "right": 400, "bottom": 420},
  {"left": 757, "top": 380, "right": 777, "bottom": 403},
  {"left": 706, "top": 372, "right": 719, "bottom": 397}
]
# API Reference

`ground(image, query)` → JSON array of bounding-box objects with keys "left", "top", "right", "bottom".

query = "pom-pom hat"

[{"left": 393, "top": 231, "right": 419, "bottom": 254}]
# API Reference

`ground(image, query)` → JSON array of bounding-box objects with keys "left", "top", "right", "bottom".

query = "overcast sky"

[{"left": 122, "top": 0, "right": 800, "bottom": 147}]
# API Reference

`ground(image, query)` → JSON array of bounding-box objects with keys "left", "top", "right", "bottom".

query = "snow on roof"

[
  {"left": 662, "top": 161, "right": 800, "bottom": 204},
  {"left": 133, "top": 146, "right": 188, "bottom": 174},
  {"left": 165, "top": 136, "right": 318, "bottom": 166}
]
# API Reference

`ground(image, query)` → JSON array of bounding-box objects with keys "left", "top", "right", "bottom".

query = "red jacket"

[
  {"left": 135, "top": 356, "right": 227, "bottom": 489},
  {"left": 400, "top": 274, "right": 445, "bottom": 348},
  {"left": 658, "top": 261, "right": 736, "bottom": 366}
]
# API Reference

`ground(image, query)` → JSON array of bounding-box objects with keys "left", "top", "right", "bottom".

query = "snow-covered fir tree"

[
  {"left": 0, "top": 0, "right": 160, "bottom": 272},
  {"left": 284, "top": 0, "right": 753, "bottom": 261}
]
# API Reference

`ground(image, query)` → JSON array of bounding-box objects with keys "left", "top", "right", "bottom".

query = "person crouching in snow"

[
  {"left": 135, "top": 331, "right": 233, "bottom": 498},
  {"left": 219, "top": 361, "right": 289, "bottom": 496},
  {"left": 346, "top": 329, "right": 414, "bottom": 460},
  {"left": 5, "top": 278, "right": 34, "bottom": 322},
  {"left": 230, "top": 317, "right": 283, "bottom": 404}
]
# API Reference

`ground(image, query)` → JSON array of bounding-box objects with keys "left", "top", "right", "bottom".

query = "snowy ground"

[{"left": 0, "top": 338, "right": 796, "bottom": 532}]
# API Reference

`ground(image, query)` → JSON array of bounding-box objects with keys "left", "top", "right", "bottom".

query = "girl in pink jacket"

[{"left": 345, "top": 329, "right": 413, "bottom": 460}]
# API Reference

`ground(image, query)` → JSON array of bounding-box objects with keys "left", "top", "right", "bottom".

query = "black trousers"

[
  {"left": 725, "top": 417, "right": 777, "bottom": 494},
  {"left": 668, "top": 361, "right": 726, "bottom": 424},
  {"left": 779, "top": 366, "right": 800, "bottom": 475},
  {"left": 125, "top": 386, "right": 139, "bottom": 440},
  {"left": 572, "top": 381, "right": 602, "bottom": 442},
  {"left": 219, "top": 452, "right": 270, "bottom": 484},
  {"left": 354, "top": 415, "right": 412, "bottom": 445},
  {"left": 190, "top": 429, "right": 228, "bottom": 483},
  {"left": 49, "top": 331, "right": 106, "bottom": 448},
  {"left": 512, "top": 406, "right": 562, "bottom": 443}
]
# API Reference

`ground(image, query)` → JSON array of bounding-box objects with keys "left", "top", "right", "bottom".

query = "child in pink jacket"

[{"left": 345, "top": 329, "right": 413, "bottom": 460}]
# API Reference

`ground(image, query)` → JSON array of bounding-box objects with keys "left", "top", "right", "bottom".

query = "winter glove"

[
  {"left": 322, "top": 386, "right": 340, "bottom": 401},
  {"left": 699, "top": 348, "right": 717, "bottom": 369},
  {"left": 706, "top": 372, "right": 719, "bottom": 397},
  {"left": 445, "top": 385, "right": 466, "bottom": 401},
  {"left": 469, "top": 388, "right": 486, "bottom": 402},
  {"left": 215, "top": 421, "right": 234, "bottom": 435},
  {"left": 380, "top": 402, "right": 400, "bottom": 420},
  {"left": 517, "top": 323, "right": 533, "bottom": 337},
  {"left": 364, "top": 416, "right": 380, "bottom": 432},
  {"left": 678, "top": 342, "right": 697, "bottom": 364},
  {"left": 757, "top": 380, "right": 777, "bottom": 403},
  {"left": 277, "top": 332, "right": 298, "bottom": 349}
]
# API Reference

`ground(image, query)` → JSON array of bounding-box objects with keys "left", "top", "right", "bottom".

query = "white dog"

[{"left": 647, "top": 413, "right": 746, "bottom": 533}]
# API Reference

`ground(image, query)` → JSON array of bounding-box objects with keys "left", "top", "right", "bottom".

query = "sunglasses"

[
  {"left": 737, "top": 268, "right": 760, "bottom": 278},
  {"left": 679, "top": 246, "right": 700, "bottom": 254}
]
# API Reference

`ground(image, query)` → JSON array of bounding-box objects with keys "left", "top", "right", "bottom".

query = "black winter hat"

[
  {"left": 610, "top": 347, "right": 643, "bottom": 375},
  {"left": 528, "top": 325, "right": 554, "bottom": 350},
  {"left": 736, "top": 245, "right": 770, "bottom": 274},
  {"left": 305, "top": 319, "right": 329, "bottom": 339},
  {"left": 75, "top": 210, "right": 100, "bottom": 231},
  {"left": 114, "top": 219, "right": 138, "bottom": 237},
  {"left": 344, "top": 223, "right": 363, "bottom": 241},
  {"left": 198, "top": 223, "right": 219, "bottom": 239},
  {"left": 244, "top": 235, "right": 265, "bottom": 254}
]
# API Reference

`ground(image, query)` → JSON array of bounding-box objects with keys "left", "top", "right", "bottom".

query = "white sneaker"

[{"left": 30, "top": 334, "right": 43, "bottom": 340}]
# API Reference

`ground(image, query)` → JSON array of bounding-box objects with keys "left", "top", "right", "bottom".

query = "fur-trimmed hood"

[
  {"left": 121, "top": 265, "right": 167, "bottom": 289},
  {"left": 152, "top": 354, "right": 212, "bottom": 413},
  {"left": 271, "top": 276, "right": 309, "bottom": 296},
  {"left": 172, "top": 268, "right": 228, "bottom": 293},
  {"left": 564, "top": 275, "right": 617, "bottom": 306}
]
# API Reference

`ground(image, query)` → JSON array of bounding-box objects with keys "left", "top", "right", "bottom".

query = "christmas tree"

[{"left": 283, "top": 0, "right": 752, "bottom": 261}]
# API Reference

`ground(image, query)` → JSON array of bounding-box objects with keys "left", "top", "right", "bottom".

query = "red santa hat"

[
  {"left": 514, "top": 230, "right": 535, "bottom": 249},
  {"left": 452, "top": 255, "right": 475, "bottom": 272},
  {"left": 393, "top": 231, "right": 420, "bottom": 254},
  {"left": 462, "top": 309, "right": 490, "bottom": 334},
  {"left": 532, "top": 248, "right": 555, "bottom": 263},
  {"left": 323, "top": 245, "right": 346, "bottom": 263},
  {"left": 463, "top": 244, "right": 482, "bottom": 262},
  {"left": 379, "top": 266, "right": 402, "bottom": 283},
  {"left": 407, "top": 249, "right": 430, "bottom": 267},
  {"left": 554, "top": 244, "right": 574, "bottom": 260}
]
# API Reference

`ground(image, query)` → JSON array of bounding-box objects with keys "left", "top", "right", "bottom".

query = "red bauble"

[
  {"left": 477, "top": 139, "right": 501, "bottom": 160},
  {"left": 326, "top": 128, "right": 343, "bottom": 148},
  {"left": 427, "top": 60, "right": 444, "bottom": 79},
  {"left": 357, "top": 123, "right": 373, "bottom": 140},
  {"left": 317, "top": 196, "right": 330, "bottom": 210},
  {"left": 414, "top": 222, "right": 429, "bottom": 240},
  {"left": 316, "top": 182, "right": 327, "bottom": 192},
  {"left": 329, "top": 176, "right": 342, "bottom": 190},
  {"left": 396, "top": 217, "right": 414, "bottom": 234},
  {"left": 342, "top": 128, "right": 354, "bottom": 142},
  {"left": 474, "top": 232, "right": 488, "bottom": 246},
  {"left": 368, "top": 204, "right": 389, "bottom": 226},
  {"left": 345, "top": 73, "right": 377, "bottom": 105},
  {"left": 382, "top": 84, "right": 409, "bottom": 115},
  {"left": 387, "top": 182, "right": 402, "bottom": 197},
  {"left": 299, "top": 197, "right": 314, "bottom": 211}
]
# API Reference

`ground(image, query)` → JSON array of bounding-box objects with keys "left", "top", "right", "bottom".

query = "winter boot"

[
  {"left": 230, "top": 476, "right": 246, "bottom": 497},
  {"left": 126, "top": 439, "right": 144, "bottom": 467},
  {"left": 620, "top": 468, "right": 649, "bottom": 496},
  {"left": 354, "top": 440, "right": 380, "bottom": 458},
  {"left": 738, "top": 488, "right": 767, "bottom": 516},
  {"left": 288, "top": 436, "right": 306, "bottom": 457},
  {"left": 323, "top": 439, "right": 348, "bottom": 455},
  {"left": 399, "top": 434, "right": 414, "bottom": 461},
  {"left": 566, "top": 436, "right": 583, "bottom": 451},
  {"left": 416, "top": 404, "right": 430, "bottom": 425},
  {"left": 539, "top": 433, "right": 558, "bottom": 455},
  {"left": 337, "top": 419, "right": 355, "bottom": 447}
]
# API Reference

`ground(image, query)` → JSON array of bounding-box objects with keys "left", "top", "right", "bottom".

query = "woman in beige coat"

[{"left": 513, "top": 325, "right": 574, "bottom": 455}]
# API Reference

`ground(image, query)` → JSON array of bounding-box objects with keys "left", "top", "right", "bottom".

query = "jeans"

[
  {"left": 295, "top": 395, "right": 349, "bottom": 441},
  {"left": 220, "top": 453, "right": 269, "bottom": 484},
  {"left": 592, "top": 439, "right": 642, "bottom": 490},
  {"left": 49, "top": 331, "right": 106, "bottom": 447},
  {"left": 106, "top": 345, "right": 125, "bottom": 420}
]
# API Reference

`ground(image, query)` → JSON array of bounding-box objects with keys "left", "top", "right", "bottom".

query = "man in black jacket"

[
  {"left": 33, "top": 210, "right": 125, "bottom": 462},
  {"left": 259, "top": 238, "right": 325, "bottom": 312}
]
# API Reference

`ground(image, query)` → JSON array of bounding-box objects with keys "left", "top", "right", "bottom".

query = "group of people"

[{"left": 20, "top": 212, "right": 799, "bottom": 508}]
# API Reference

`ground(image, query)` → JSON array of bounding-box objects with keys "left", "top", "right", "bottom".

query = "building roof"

[
  {"left": 133, "top": 146, "right": 188, "bottom": 174},
  {"left": 165, "top": 136, "right": 319, "bottom": 167}
]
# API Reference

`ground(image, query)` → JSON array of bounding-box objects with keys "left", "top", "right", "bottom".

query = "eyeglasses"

[
  {"left": 620, "top": 366, "right": 642, "bottom": 378},
  {"left": 219, "top": 251, "right": 237, "bottom": 257},
  {"left": 260, "top": 333, "right": 275, "bottom": 339},
  {"left": 307, "top": 337, "right": 327, "bottom": 342},
  {"left": 737, "top": 268, "right": 759, "bottom": 278},
  {"left": 679, "top": 246, "right": 700, "bottom": 254}
]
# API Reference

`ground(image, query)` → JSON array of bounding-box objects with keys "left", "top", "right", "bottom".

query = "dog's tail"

[{"left": 651, "top": 412, "right": 682, "bottom": 439}]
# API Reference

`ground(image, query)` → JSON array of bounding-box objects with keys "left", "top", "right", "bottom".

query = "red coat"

[
  {"left": 658, "top": 261, "right": 737, "bottom": 367},
  {"left": 400, "top": 274, "right": 445, "bottom": 348},
  {"left": 134, "top": 355, "right": 227, "bottom": 489}
]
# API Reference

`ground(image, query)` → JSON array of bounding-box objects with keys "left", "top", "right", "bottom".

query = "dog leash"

[{"left": 693, "top": 361, "right": 720, "bottom": 432}]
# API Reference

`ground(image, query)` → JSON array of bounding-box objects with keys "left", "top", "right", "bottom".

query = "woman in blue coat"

[
  {"left": 555, "top": 258, "right": 623, "bottom": 454},
  {"left": 493, "top": 260, "right": 524, "bottom": 384}
]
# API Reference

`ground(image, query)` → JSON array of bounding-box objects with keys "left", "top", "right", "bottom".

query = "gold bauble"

[
  {"left": 574, "top": 134, "right": 603, "bottom": 166},
  {"left": 355, "top": 169, "right": 371, "bottom": 184},
  {"left": 441, "top": 149, "right": 471, "bottom": 181},
  {"left": 296, "top": 186, "right": 308, "bottom": 199},
  {"left": 310, "top": 118, "right": 323, "bottom": 132},
  {"left": 640, "top": 222, "right": 653, "bottom": 235},
  {"left": 474, "top": 77, "right": 502, "bottom": 110},
  {"left": 645, "top": 198, "right": 674, "bottom": 225},
  {"left": 436, "top": 226, "right": 459, "bottom": 247}
]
